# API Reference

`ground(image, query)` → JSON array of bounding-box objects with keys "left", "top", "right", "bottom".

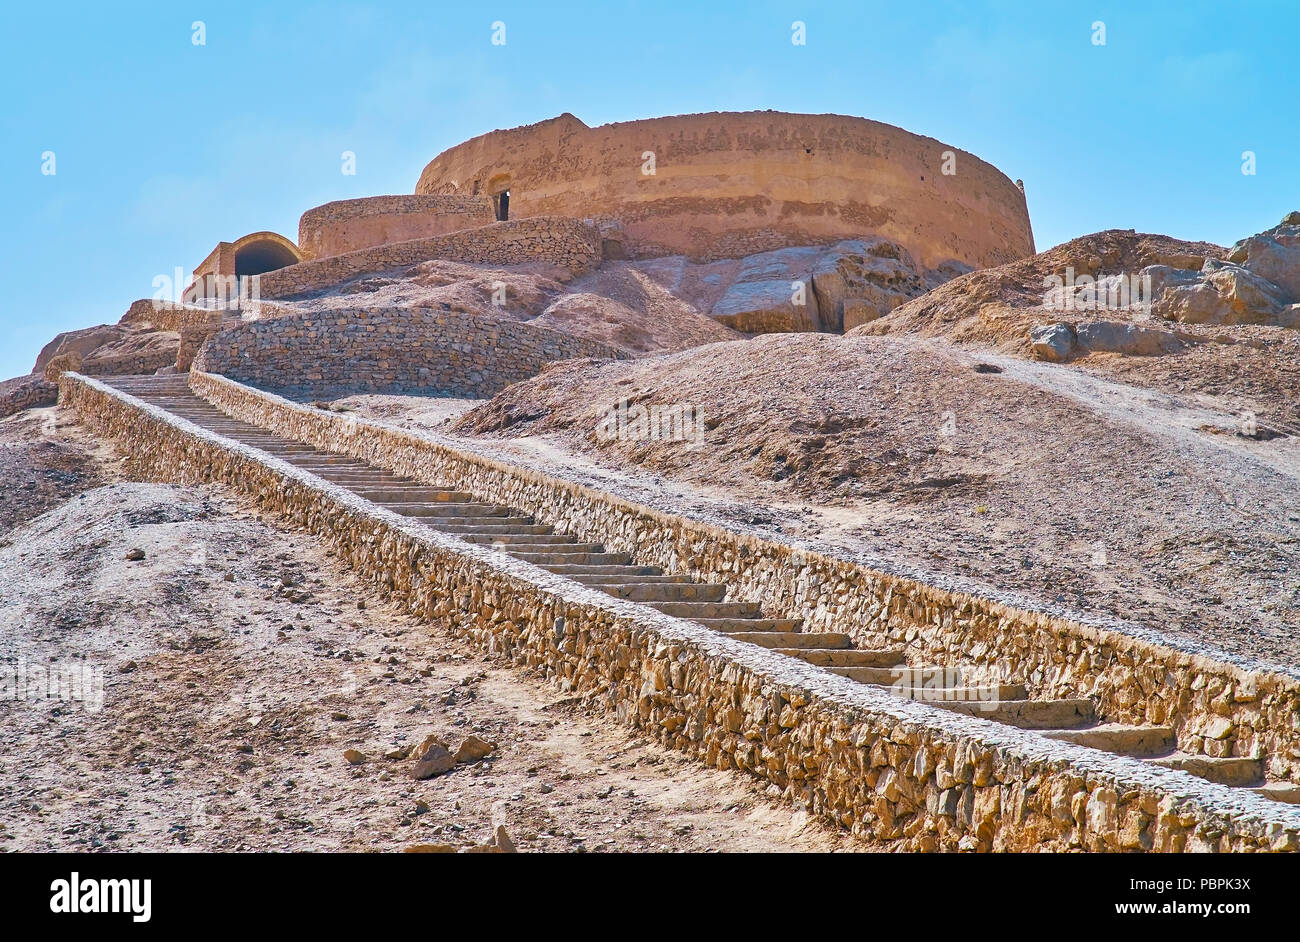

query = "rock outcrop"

[
  {"left": 709, "top": 239, "right": 942, "bottom": 333},
  {"left": 1153, "top": 213, "right": 1300, "bottom": 326}
]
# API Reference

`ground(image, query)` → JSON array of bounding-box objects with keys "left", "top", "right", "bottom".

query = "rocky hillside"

[
  {"left": 447, "top": 329, "right": 1300, "bottom": 665},
  {"left": 851, "top": 213, "right": 1300, "bottom": 434}
]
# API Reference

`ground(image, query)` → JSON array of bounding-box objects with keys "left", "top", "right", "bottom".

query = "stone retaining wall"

[
  {"left": 257, "top": 216, "right": 602, "bottom": 299},
  {"left": 0, "top": 374, "right": 57, "bottom": 417},
  {"left": 58, "top": 371, "right": 1300, "bottom": 851},
  {"left": 76, "top": 337, "right": 181, "bottom": 378},
  {"left": 120, "top": 299, "right": 226, "bottom": 332},
  {"left": 190, "top": 371, "right": 1300, "bottom": 783},
  {"left": 191, "top": 307, "right": 626, "bottom": 398}
]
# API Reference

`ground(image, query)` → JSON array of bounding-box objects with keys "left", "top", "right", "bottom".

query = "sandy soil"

[{"left": 0, "top": 410, "right": 863, "bottom": 853}]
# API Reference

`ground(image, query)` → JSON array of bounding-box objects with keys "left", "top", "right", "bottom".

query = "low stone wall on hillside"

[
  {"left": 191, "top": 306, "right": 626, "bottom": 398},
  {"left": 190, "top": 370, "right": 1300, "bottom": 784},
  {"left": 75, "top": 336, "right": 181, "bottom": 378},
  {"left": 57, "top": 370, "right": 1300, "bottom": 852},
  {"left": 119, "top": 299, "right": 226, "bottom": 332},
  {"left": 257, "top": 216, "right": 602, "bottom": 299},
  {"left": 0, "top": 374, "right": 57, "bottom": 417}
]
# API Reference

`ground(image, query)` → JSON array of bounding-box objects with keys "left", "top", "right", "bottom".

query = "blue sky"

[{"left": 1, "top": 1, "right": 1296, "bottom": 380}]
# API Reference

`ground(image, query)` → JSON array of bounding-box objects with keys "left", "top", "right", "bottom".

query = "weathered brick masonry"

[
  {"left": 57, "top": 371, "right": 1300, "bottom": 851},
  {"left": 191, "top": 306, "right": 627, "bottom": 398},
  {"left": 190, "top": 370, "right": 1300, "bottom": 785},
  {"left": 257, "top": 216, "right": 602, "bottom": 299}
]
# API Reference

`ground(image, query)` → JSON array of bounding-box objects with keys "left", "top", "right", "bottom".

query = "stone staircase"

[{"left": 96, "top": 375, "right": 1293, "bottom": 801}]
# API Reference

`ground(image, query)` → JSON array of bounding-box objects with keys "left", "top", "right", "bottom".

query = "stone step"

[
  {"left": 730, "top": 631, "right": 852, "bottom": 650},
  {"left": 1040, "top": 724, "right": 1176, "bottom": 758},
  {"left": 504, "top": 541, "right": 606, "bottom": 554},
  {"left": 776, "top": 648, "right": 906, "bottom": 668},
  {"left": 285, "top": 459, "right": 384, "bottom": 470},
  {"left": 648, "top": 600, "right": 761, "bottom": 618},
  {"left": 384, "top": 503, "right": 510, "bottom": 518},
  {"left": 461, "top": 532, "right": 587, "bottom": 547},
  {"left": 426, "top": 520, "right": 551, "bottom": 535},
  {"left": 289, "top": 462, "right": 377, "bottom": 472},
  {"left": 310, "top": 469, "right": 414, "bottom": 480},
  {"left": 1256, "top": 782, "right": 1300, "bottom": 804},
  {"left": 570, "top": 574, "right": 693, "bottom": 585},
  {"left": 541, "top": 564, "right": 666, "bottom": 577},
  {"left": 208, "top": 430, "right": 291, "bottom": 440},
  {"left": 1148, "top": 753, "right": 1264, "bottom": 787},
  {"left": 826, "top": 665, "right": 953, "bottom": 685},
  {"left": 697, "top": 618, "right": 804, "bottom": 633},
  {"left": 881, "top": 682, "right": 1029, "bottom": 703},
  {"left": 594, "top": 582, "right": 726, "bottom": 602},
  {"left": 937, "top": 698, "right": 1096, "bottom": 729},
  {"left": 508, "top": 550, "right": 635, "bottom": 566},
  {"left": 356, "top": 488, "right": 480, "bottom": 503}
]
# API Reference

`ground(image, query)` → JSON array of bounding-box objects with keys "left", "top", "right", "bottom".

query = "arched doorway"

[
  {"left": 234, "top": 238, "right": 300, "bottom": 278},
  {"left": 487, "top": 173, "right": 512, "bottom": 221}
]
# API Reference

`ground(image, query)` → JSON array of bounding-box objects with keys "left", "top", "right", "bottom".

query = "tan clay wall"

[
  {"left": 416, "top": 112, "right": 1035, "bottom": 269},
  {"left": 297, "top": 195, "right": 496, "bottom": 259},
  {"left": 57, "top": 371, "right": 1300, "bottom": 852}
]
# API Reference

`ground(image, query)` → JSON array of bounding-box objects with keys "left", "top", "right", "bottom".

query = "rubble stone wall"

[
  {"left": 191, "top": 307, "right": 625, "bottom": 398},
  {"left": 0, "top": 374, "right": 57, "bottom": 417},
  {"left": 58, "top": 371, "right": 1300, "bottom": 851},
  {"left": 190, "top": 370, "right": 1300, "bottom": 783}
]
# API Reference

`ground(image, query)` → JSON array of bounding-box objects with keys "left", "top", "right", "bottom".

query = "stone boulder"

[
  {"left": 42, "top": 351, "right": 84, "bottom": 381},
  {"left": 1153, "top": 260, "right": 1289, "bottom": 325},
  {"left": 1076, "top": 321, "right": 1183, "bottom": 356},
  {"left": 1149, "top": 212, "right": 1300, "bottom": 326},
  {"left": 708, "top": 239, "right": 933, "bottom": 333},
  {"left": 1139, "top": 264, "right": 1202, "bottom": 300},
  {"left": 1227, "top": 212, "right": 1300, "bottom": 301},
  {"left": 1030, "top": 320, "right": 1183, "bottom": 361},
  {"left": 1030, "top": 323, "right": 1076, "bottom": 362},
  {"left": 33, "top": 324, "right": 125, "bottom": 375}
]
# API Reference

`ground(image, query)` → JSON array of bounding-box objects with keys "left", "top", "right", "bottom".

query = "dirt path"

[{"left": 970, "top": 347, "right": 1300, "bottom": 481}]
